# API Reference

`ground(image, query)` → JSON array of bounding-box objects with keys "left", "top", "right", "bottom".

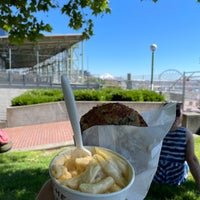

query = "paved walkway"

[
  {"left": 2, "top": 121, "right": 74, "bottom": 151},
  {"left": 0, "top": 88, "right": 29, "bottom": 121},
  {"left": 2, "top": 120, "right": 199, "bottom": 152}
]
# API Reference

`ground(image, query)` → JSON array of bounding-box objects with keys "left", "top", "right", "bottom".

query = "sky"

[{"left": 39, "top": 0, "right": 200, "bottom": 79}]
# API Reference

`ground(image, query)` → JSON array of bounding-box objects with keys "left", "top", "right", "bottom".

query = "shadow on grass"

[
  {"left": 145, "top": 180, "right": 200, "bottom": 200},
  {"left": 0, "top": 167, "right": 49, "bottom": 200}
]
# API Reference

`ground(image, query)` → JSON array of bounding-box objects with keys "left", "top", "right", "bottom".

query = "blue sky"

[{"left": 41, "top": 0, "right": 200, "bottom": 78}]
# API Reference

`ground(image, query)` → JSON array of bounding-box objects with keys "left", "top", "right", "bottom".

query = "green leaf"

[{"left": 3, "top": 24, "right": 11, "bottom": 32}]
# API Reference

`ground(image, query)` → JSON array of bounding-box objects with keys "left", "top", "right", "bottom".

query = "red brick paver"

[{"left": 2, "top": 121, "right": 74, "bottom": 151}]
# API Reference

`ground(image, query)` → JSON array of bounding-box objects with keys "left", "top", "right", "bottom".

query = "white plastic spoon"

[{"left": 61, "top": 75, "right": 91, "bottom": 158}]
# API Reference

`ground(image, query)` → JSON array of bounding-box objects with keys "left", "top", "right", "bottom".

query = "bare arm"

[{"left": 185, "top": 130, "right": 200, "bottom": 191}]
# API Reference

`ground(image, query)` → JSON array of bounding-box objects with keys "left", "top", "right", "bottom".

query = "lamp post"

[{"left": 150, "top": 44, "right": 157, "bottom": 90}]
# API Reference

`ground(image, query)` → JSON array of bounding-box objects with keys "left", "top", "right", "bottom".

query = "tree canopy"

[
  {"left": 1, "top": 0, "right": 199, "bottom": 44},
  {"left": 0, "top": 0, "right": 111, "bottom": 44}
]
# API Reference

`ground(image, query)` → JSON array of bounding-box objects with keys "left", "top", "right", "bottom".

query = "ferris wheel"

[{"left": 159, "top": 69, "right": 182, "bottom": 81}]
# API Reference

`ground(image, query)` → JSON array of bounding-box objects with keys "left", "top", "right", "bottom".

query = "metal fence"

[
  {"left": 1, "top": 70, "right": 200, "bottom": 112},
  {"left": 156, "top": 71, "right": 200, "bottom": 112},
  {"left": 128, "top": 71, "right": 200, "bottom": 112},
  {"left": 0, "top": 71, "right": 100, "bottom": 89},
  {"left": 0, "top": 71, "right": 56, "bottom": 88},
  {"left": 182, "top": 71, "right": 200, "bottom": 112}
]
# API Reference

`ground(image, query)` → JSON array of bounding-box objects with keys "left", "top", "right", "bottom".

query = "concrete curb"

[{"left": 10, "top": 140, "right": 74, "bottom": 152}]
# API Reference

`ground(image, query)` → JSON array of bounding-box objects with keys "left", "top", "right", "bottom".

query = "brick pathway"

[
  {"left": 2, "top": 121, "right": 74, "bottom": 151},
  {"left": 4, "top": 120, "right": 199, "bottom": 152}
]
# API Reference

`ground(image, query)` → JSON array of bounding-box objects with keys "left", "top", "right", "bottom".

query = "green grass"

[
  {"left": 0, "top": 138, "right": 199, "bottom": 200},
  {"left": 0, "top": 149, "right": 63, "bottom": 200},
  {"left": 145, "top": 136, "right": 200, "bottom": 200},
  {"left": 145, "top": 178, "right": 200, "bottom": 200}
]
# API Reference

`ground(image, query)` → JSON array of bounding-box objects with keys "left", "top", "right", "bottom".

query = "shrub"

[
  {"left": 11, "top": 88, "right": 165, "bottom": 106},
  {"left": 110, "top": 90, "right": 132, "bottom": 101},
  {"left": 98, "top": 88, "right": 115, "bottom": 101},
  {"left": 73, "top": 89, "right": 100, "bottom": 101},
  {"left": 129, "top": 90, "right": 144, "bottom": 101},
  {"left": 141, "top": 90, "right": 165, "bottom": 102},
  {"left": 11, "top": 89, "right": 63, "bottom": 106}
]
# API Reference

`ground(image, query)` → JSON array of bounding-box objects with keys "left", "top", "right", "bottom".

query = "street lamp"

[{"left": 150, "top": 44, "right": 157, "bottom": 90}]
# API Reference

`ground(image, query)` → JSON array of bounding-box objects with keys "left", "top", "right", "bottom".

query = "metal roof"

[{"left": 0, "top": 34, "right": 83, "bottom": 69}]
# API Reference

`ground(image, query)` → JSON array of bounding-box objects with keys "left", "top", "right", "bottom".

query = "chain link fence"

[
  {"left": 1, "top": 70, "right": 200, "bottom": 113},
  {"left": 126, "top": 70, "right": 200, "bottom": 112},
  {"left": 182, "top": 71, "right": 200, "bottom": 112},
  {"left": 157, "top": 70, "right": 200, "bottom": 112}
]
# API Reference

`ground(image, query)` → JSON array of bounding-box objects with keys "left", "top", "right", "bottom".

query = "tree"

[{"left": 0, "top": 0, "right": 111, "bottom": 44}]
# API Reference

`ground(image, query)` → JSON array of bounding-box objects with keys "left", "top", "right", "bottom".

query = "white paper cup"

[{"left": 49, "top": 146, "right": 135, "bottom": 200}]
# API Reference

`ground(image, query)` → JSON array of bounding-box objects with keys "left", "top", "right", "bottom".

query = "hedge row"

[
  {"left": 11, "top": 88, "right": 165, "bottom": 106},
  {"left": 11, "top": 89, "right": 63, "bottom": 106}
]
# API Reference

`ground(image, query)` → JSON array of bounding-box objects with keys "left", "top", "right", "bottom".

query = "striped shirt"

[{"left": 153, "top": 127, "right": 189, "bottom": 185}]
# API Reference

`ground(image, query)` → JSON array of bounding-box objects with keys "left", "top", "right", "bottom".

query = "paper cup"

[{"left": 49, "top": 146, "right": 135, "bottom": 200}]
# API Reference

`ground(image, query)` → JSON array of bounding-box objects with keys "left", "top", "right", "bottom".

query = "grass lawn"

[
  {"left": 0, "top": 137, "right": 200, "bottom": 200},
  {"left": 0, "top": 149, "right": 61, "bottom": 200},
  {"left": 145, "top": 135, "right": 200, "bottom": 200}
]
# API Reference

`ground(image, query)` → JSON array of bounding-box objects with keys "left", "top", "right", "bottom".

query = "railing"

[
  {"left": 1, "top": 71, "right": 200, "bottom": 112},
  {"left": 0, "top": 71, "right": 100, "bottom": 89}
]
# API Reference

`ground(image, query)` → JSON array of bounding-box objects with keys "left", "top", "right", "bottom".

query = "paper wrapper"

[{"left": 82, "top": 103, "right": 176, "bottom": 200}]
